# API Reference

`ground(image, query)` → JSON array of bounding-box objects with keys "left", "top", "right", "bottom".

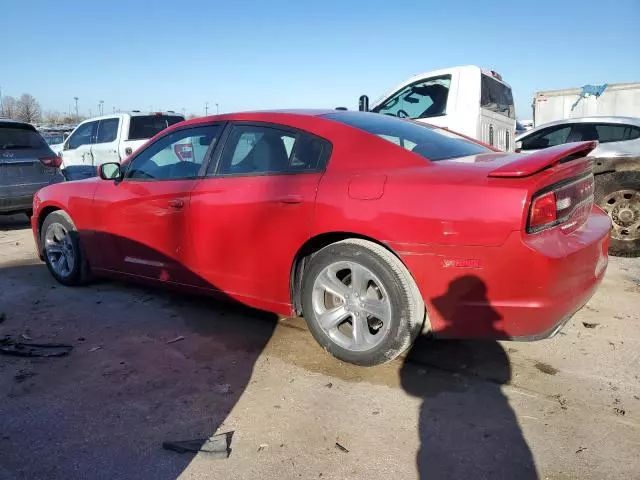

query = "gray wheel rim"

[
  {"left": 599, "top": 189, "right": 640, "bottom": 241},
  {"left": 311, "top": 260, "right": 392, "bottom": 352},
  {"left": 44, "top": 223, "right": 76, "bottom": 278}
]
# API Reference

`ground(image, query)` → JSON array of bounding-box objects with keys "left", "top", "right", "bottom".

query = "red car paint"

[{"left": 32, "top": 110, "right": 610, "bottom": 340}]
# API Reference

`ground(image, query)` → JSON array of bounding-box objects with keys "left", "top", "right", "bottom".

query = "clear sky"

[{"left": 3, "top": 0, "right": 639, "bottom": 120}]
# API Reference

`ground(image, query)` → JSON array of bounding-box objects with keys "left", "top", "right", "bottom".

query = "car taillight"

[
  {"left": 39, "top": 155, "right": 62, "bottom": 168},
  {"left": 527, "top": 174, "right": 594, "bottom": 234}
]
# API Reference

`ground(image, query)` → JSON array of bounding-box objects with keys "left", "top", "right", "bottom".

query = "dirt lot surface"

[{"left": 1, "top": 213, "right": 639, "bottom": 480}]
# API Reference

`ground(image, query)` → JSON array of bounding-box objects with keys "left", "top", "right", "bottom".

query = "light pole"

[
  {"left": 99, "top": 100, "right": 104, "bottom": 116},
  {"left": 205, "top": 102, "right": 209, "bottom": 116},
  {"left": 74, "top": 97, "right": 79, "bottom": 122},
  {"left": 216, "top": 103, "right": 219, "bottom": 114}
]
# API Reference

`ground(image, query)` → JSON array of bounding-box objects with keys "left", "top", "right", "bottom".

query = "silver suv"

[
  {"left": 516, "top": 116, "right": 640, "bottom": 257},
  {"left": 1, "top": 119, "right": 65, "bottom": 218}
]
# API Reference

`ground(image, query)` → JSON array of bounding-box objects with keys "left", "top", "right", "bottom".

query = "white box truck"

[{"left": 533, "top": 82, "right": 640, "bottom": 127}]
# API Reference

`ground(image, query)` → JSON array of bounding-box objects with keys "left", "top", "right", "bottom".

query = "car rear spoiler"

[{"left": 488, "top": 141, "right": 598, "bottom": 178}]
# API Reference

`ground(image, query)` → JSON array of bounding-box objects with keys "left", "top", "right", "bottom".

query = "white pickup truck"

[{"left": 58, "top": 111, "right": 185, "bottom": 168}]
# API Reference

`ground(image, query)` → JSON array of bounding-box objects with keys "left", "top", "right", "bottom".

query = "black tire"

[
  {"left": 40, "top": 210, "right": 91, "bottom": 286},
  {"left": 301, "top": 239, "right": 427, "bottom": 366},
  {"left": 595, "top": 171, "right": 640, "bottom": 258}
]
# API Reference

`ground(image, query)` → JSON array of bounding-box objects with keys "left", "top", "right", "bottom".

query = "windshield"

[
  {"left": 0, "top": 125, "right": 49, "bottom": 150},
  {"left": 324, "top": 111, "right": 491, "bottom": 161},
  {"left": 127, "top": 115, "right": 185, "bottom": 141},
  {"left": 372, "top": 75, "right": 451, "bottom": 120},
  {"left": 481, "top": 75, "right": 515, "bottom": 119}
]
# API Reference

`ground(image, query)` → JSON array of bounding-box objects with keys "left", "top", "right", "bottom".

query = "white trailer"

[{"left": 533, "top": 82, "right": 640, "bottom": 127}]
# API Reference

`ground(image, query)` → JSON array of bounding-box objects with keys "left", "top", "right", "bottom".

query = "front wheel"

[
  {"left": 301, "top": 239, "right": 426, "bottom": 366},
  {"left": 40, "top": 210, "right": 91, "bottom": 285},
  {"left": 595, "top": 171, "right": 640, "bottom": 257}
]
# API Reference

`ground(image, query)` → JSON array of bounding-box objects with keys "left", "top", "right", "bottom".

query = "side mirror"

[
  {"left": 98, "top": 162, "right": 122, "bottom": 181},
  {"left": 515, "top": 140, "right": 523, "bottom": 152},
  {"left": 358, "top": 95, "right": 369, "bottom": 112}
]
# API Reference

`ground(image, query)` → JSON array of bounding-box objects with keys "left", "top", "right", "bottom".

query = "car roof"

[
  {"left": 0, "top": 118, "right": 36, "bottom": 130},
  {"left": 517, "top": 116, "right": 640, "bottom": 139}
]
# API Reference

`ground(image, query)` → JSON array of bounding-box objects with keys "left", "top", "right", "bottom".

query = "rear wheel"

[
  {"left": 40, "top": 211, "right": 91, "bottom": 285},
  {"left": 301, "top": 239, "right": 426, "bottom": 366},
  {"left": 595, "top": 171, "right": 640, "bottom": 257}
]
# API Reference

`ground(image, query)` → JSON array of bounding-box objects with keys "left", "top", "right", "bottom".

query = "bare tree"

[
  {"left": 1, "top": 96, "right": 18, "bottom": 119},
  {"left": 16, "top": 94, "right": 42, "bottom": 123},
  {"left": 43, "top": 110, "right": 63, "bottom": 124}
]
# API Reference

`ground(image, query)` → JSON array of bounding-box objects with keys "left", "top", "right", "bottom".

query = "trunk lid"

[
  {"left": 1, "top": 123, "right": 58, "bottom": 188},
  {"left": 441, "top": 141, "right": 598, "bottom": 178}
]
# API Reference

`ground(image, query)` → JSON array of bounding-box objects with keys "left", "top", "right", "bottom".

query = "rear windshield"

[
  {"left": 0, "top": 125, "right": 49, "bottom": 150},
  {"left": 127, "top": 115, "right": 184, "bottom": 141},
  {"left": 323, "top": 112, "right": 491, "bottom": 161},
  {"left": 481, "top": 75, "right": 515, "bottom": 119}
]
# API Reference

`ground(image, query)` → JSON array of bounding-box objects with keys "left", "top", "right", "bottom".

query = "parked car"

[
  {"left": 1, "top": 119, "right": 64, "bottom": 217},
  {"left": 515, "top": 120, "right": 528, "bottom": 136},
  {"left": 516, "top": 116, "right": 640, "bottom": 256},
  {"left": 358, "top": 65, "right": 516, "bottom": 151},
  {"left": 31, "top": 110, "right": 609, "bottom": 366},
  {"left": 58, "top": 111, "right": 184, "bottom": 169}
]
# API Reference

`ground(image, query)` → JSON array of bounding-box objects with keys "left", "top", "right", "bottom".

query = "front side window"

[
  {"left": 67, "top": 121, "right": 98, "bottom": 149},
  {"left": 520, "top": 126, "right": 571, "bottom": 150},
  {"left": 125, "top": 125, "right": 220, "bottom": 181},
  {"left": 372, "top": 75, "right": 451, "bottom": 120},
  {"left": 217, "top": 125, "right": 326, "bottom": 175},
  {"left": 481, "top": 75, "right": 515, "bottom": 119},
  {"left": 96, "top": 118, "right": 120, "bottom": 143},
  {"left": 324, "top": 112, "right": 491, "bottom": 161}
]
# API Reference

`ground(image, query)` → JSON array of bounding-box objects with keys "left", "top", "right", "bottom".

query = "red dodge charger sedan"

[{"left": 31, "top": 110, "right": 610, "bottom": 366}]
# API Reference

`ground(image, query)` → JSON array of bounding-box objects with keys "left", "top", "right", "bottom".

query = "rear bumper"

[
  {"left": 394, "top": 206, "right": 611, "bottom": 340},
  {"left": 0, "top": 174, "right": 64, "bottom": 214}
]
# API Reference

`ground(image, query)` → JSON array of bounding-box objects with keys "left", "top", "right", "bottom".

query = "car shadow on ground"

[
  {"left": 0, "top": 256, "right": 278, "bottom": 479},
  {"left": 0, "top": 213, "right": 31, "bottom": 231},
  {"left": 400, "top": 275, "right": 538, "bottom": 479}
]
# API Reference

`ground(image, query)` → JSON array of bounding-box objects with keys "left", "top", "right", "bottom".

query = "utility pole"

[
  {"left": 112, "top": 107, "right": 115, "bottom": 114},
  {"left": 74, "top": 97, "right": 79, "bottom": 122},
  {"left": 205, "top": 102, "right": 209, "bottom": 116},
  {"left": 99, "top": 100, "right": 104, "bottom": 116},
  {"left": 216, "top": 103, "right": 219, "bottom": 114}
]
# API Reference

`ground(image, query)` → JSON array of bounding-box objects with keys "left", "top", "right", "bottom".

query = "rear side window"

[
  {"left": 0, "top": 125, "right": 48, "bottom": 150},
  {"left": 481, "top": 75, "right": 515, "bottom": 119},
  {"left": 128, "top": 115, "right": 184, "bottom": 140},
  {"left": 594, "top": 123, "right": 640, "bottom": 143},
  {"left": 372, "top": 75, "right": 451, "bottom": 119},
  {"left": 96, "top": 118, "right": 120, "bottom": 143},
  {"left": 324, "top": 112, "right": 491, "bottom": 161},
  {"left": 217, "top": 125, "right": 329, "bottom": 175}
]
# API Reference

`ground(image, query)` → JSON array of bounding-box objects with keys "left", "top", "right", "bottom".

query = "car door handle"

[
  {"left": 168, "top": 199, "right": 185, "bottom": 209},
  {"left": 278, "top": 195, "right": 303, "bottom": 204}
]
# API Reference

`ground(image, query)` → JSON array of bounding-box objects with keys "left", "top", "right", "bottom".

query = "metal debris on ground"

[
  {"left": 335, "top": 442, "right": 349, "bottom": 453},
  {"left": 162, "top": 432, "right": 234, "bottom": 460},
  {"left": 20, "top": 333, "right": 32, "bottom": 341},
  {"left": 576, "top": 447, "right": 587, "bottom": 454},
  {"left": 89, "top": 346, "right": 102, "bottom": 352},
  {"left": 582, "top": 322, "right": 599, "bottom": 329},
  {"left": 166, "top": 335, "right": 185, "bottom": 344},
  {"left": 257, "top": 443, "right": 268, "bottom": 452},
  {"left": 0, "top": 336, "right": 73, "bottom": 357}
]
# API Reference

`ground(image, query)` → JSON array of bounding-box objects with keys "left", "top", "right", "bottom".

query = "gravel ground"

[{"left": 1, "top": 213, "right": 639, "bottom": 480}]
